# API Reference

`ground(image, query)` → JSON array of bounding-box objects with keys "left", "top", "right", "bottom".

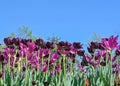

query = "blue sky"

[{"left": 0, "top": 0, "right": 120, "bottom": 45}]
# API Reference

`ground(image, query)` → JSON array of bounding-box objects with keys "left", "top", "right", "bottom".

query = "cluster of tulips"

[{"left": 0, "top": 35, "right": 120, "bottom": 86}]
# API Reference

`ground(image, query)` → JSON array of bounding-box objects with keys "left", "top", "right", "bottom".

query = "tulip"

[{"left": 101, "top": 35, "right": 118, "bottom": 51}]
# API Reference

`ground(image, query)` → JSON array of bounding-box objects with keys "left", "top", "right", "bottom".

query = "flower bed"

[{"left": 0, "top": 35, "right": 120, "bottom": 86}]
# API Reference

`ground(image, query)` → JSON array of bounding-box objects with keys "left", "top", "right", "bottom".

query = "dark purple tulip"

[
  {"left": 100, "top": 62, "right": 106, "bottom": 66},
  {"left": 12, "top": 38, "right": 20, "bottom": 46},
  {"left": 35, "top": 38, "right": 44, "bottom": 45},
  {"left": 21, "top": 39, "right": 27, "bottom": 45},
  {"left": 58, "top": 41, "right": 65, "bottom": 47},
  {"left": 116, "top": 45, "right": 120, "bottom": 56},
  {"left": 57, "top": 41, "right": 71, "bottom": 50},
  {"left": 21, "top": 39, "right": 32, "bottom": 46},
  {"left": 90, "top": 42, "right": 100, "bottom": 49},
  {"left": 0, "top": 73, "right": 2, "bottom": 78},
  {"left": 87, "top": 47, "right": 95, "bottom": 54},
  {"left": 113, "top": 70, "right": 118, "bottom": 74},
  {"left": 77, "top": 50, "right": 85, "bottom": 56},
  {"left": 115, "top": 50, "right": 120, "bottom": 56},
  {"left": 27, "top": 39, "right": 32, "bottom": 43},
  {"left": 98, "top": 43, "right": 105, "bottom": 50},
  {"left": 112, "top": 56, "right": 117, "bottom": 62},
  {"left": 64, "top": 42, "right": 71, "bottom": 51},
  {"left": 112, "top": 64, "right": 117, "bottom": 68},
  {"left": 45, "top": 42, "right": 55, "bottom": 49},
  {"left": 81, "top": 56, "right": 88, "bottom": 66},
  {"left": 8, "top": 45, "right": 15, "bottom": 49},
  {"left": 0, "top": 52, "right": 5, "bottom": 62},
  {"left": 73, "top": 42, "right": 82, "bottom": 49},
  {"left": 22, "top": 66, "right": 26, "bottom": 71},
  {"left": 4, "top": 37, "right": 13, "bottom": 46},
  {"left": 35, "top": 38, "right": 46, "bottom": 48},
  {"left": 16, "top": 52, "right": 20, "bottom": 57},
  {"left": 32, "top": 81, "right": 36, "bottom": 85},
  {"left": 43, "top": 82, "right": 49, "bottom": 86}
]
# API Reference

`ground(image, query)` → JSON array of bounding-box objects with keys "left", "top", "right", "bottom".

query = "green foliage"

[
  {"left": 9, "top": 26, "right": 36, "bottom": 41},
  {"left": 47, "top": 34, "right": 60, "bottom": 43}
]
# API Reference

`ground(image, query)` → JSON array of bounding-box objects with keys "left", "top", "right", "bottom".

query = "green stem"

[
  {"left": 63, "top": 56, "right": 66, "bottom": 86},
  {"left": 8, "top": 54, "right": 11, "bottom": 73},
  {"left": 25, "top": 54, "right": 28, "bottom": 86},
  {"left": 0, "top": 62, "right": 3, "bottom": 86}
]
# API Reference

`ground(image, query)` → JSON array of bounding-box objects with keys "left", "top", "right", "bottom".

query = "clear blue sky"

[{"left": 0, "top": 0, "right": 120, "bottom": 45}]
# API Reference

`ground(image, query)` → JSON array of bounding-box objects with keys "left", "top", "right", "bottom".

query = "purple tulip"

[
  {"left": 112, "top": 64, "right": 117, "bottom": 68},
  {"left": 116, "top": 45, "right": 120, "bottom": 51},
  {"left": 77, "top": 50, "right": 85, "bottom": 56},
  {"left": 84, "top": 54, "right": 94, "bottom": 63},
  {"left": 42, "top": 65, "right": 48, "bottom": 73},
  {"left": 112, "top": 56, "right": 117, "bottom": 62},
  {"left": 4, "top": 48, "right": 15, "bottom": 55},
  {"left": 78, "top": 64, "right": 84, "bottom": 72},
  {"left": 118, "top": 65, "right": 120, "bottom": 71},
  {"left": 57, "top": 50, "right": 69, "bottom": 56},
  {"left": 97, "top": 50, "right": 106, "bottom": 59},
  {"left": 70, "top": 46, "right": 76, "bottom": 54},
  {"left": 73, "top": 42, "right": 83, "bottom": 49},
  {"left": 87, "top": 47, "right": 95, "bottom": 54},
  {"left": 0, "top": 52, "right": 5, "bottom": 62},
  {"left": 28, "top": 42, "right": 36, "bottom": 53},
  {"left": 4, "top": 37, "right": 13, "bottom": 46},
  {"left": 50, "top": 53, "right": 59, "bottom": 64},
  {"left": 113, "top": 70, "right": 118, "bottom": 74},
  {"left": 101, "top": 35, "right": 118, "bottom": 51},
  {"left": 43, "top": 49, "right": 50, "bottom": 58},
  {"left": 55, "top": 63, "right": 62, "bottom": 73},
  {"left": 57, "top": 41, "right": 71, "bottom": 50},
  {"left": 20, "top": 43, "right": 28, "bottom": 57},
  {"left": 51, "top": 71, "right": 55, "bottom": 77}
]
